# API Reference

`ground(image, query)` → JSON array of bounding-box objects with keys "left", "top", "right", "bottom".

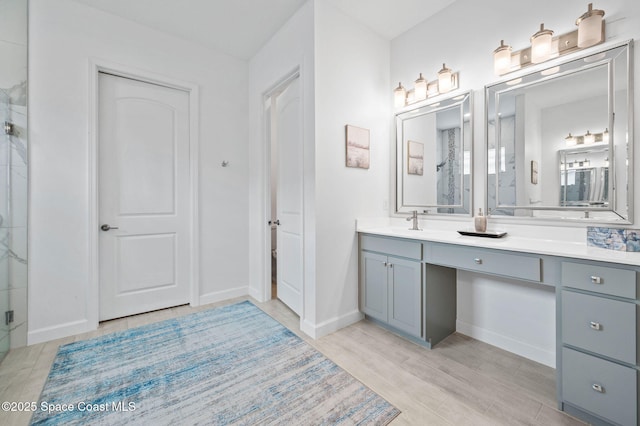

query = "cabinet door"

[
  {"left": 361, "top": 251, "right": 388, "bottom": 322},
  {"left": 388, "top": 257, "right": 422, "bottom": 337}
]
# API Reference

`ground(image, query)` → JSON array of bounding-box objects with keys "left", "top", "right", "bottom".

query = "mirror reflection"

[
  {"left": 486, "top": 42, "right": 631, "bottom": 222},
  {"left": 396, "top": 91, "right": 472, "bottom": 215}
]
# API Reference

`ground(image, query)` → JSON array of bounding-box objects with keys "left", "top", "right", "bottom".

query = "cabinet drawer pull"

[
  {"left": 590, "top": 275, "right": 602, "bottom": 284},
  {"left": 474, "top": 258, "right": 482, "bottom": 265},
  {"left": 589, "top": 321, "right": 602, "bottom": 331},
  {"left": 591, "top": 383, "right": 604, "bottom": 393}
]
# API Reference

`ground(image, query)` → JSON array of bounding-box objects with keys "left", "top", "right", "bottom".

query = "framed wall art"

[{"left": 345, "top": 125, "right": 370, "bottom": 169}]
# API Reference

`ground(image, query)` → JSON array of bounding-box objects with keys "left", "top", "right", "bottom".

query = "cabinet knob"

[
  {"left": 389, "top": 263, "right": 393, "bottom": 268},
  {"left": 589, "top": 321, "right": 602, "bottom": 331},
  {"left": 590, "top": 275, "right": 602, "bottom": 284},
  {"left": 591, "top": 383, "right": 604, "bottom": 393},
  {"left": 474, "top": 258, "right": 482, "bottom": 265}
]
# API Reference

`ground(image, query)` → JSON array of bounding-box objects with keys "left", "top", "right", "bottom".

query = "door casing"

[{"left": 261, "top": 69, "right": 304, "bottom": 314}]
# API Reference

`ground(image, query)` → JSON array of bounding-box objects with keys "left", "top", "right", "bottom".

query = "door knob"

[{"left": 101, "top": 224, "right": 119, "bottom": 231}]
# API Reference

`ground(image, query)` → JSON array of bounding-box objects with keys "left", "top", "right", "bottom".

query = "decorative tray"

[{"left": 457, "top": 230, "right": 507, "bottom": 238}]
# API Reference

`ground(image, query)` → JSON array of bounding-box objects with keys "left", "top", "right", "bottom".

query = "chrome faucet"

[{"left": 406, "top": 210, "right": 422, "bottom": 231}]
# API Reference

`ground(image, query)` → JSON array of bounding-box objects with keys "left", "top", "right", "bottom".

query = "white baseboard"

[
  {"left": 300, "top": 309, "right": 364, "bottom": 339},
  {"left": 28, "top": 319, "right": 93, "bottom": 345},
  {"left": 198, "top": 286, "right": 249, "bottom": 306},
  {"left": 456, "top": 320, "right": 556, "bottom": 368},
  {"left": 248, "top": 285, "right": 266, "bottom": 303}
]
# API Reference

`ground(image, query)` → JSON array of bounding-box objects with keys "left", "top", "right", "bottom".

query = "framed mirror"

[
  {"left": 396, "top": 91, "right": 472, "bottom": 215},
  {"left": 486, "top": 41, "right": 632, "bottom": 223}
]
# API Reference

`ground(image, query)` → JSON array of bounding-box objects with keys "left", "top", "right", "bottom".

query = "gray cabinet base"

[
  {"left": 563, "top": 403, "right": 626, "bottom": 426},
  {"left": 364, "top": 315, "right": 436, "bottom": 349}
]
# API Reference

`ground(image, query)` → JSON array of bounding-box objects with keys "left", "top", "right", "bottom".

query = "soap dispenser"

[{"left": 474, "top": 208, "right": 487, "bottom": 233}]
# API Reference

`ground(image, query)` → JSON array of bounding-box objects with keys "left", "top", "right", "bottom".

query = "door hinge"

[
  {"left": 5, "top": 310, "right": 14, "bottom": 326},
  {"left": 3, "top": 121, "right": 14, "bottom": 136}
]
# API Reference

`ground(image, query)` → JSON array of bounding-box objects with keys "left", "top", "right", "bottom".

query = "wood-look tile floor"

[{"left": 0, "top": 297, "right": 585, "bottom": 426}]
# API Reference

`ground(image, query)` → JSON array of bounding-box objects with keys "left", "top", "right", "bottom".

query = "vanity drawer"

[
  {"left": 562, "top": 348, "right": 637, "bottom": 426},
  {"left": 562, "top": 290, "right": 637, "bottom": 364},
  {"left": 427, "top": 243, "right": 540, "bottom": 282},
  {"left": 360, "top": 235, "right": 422, "bottom": 260},
  {"left": 562, "top": 261, "right": 636, "bottom": 299}
]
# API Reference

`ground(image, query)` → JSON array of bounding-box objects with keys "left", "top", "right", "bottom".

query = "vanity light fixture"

[
  {"left": 564, "top": 129, "right": 608, "bottom": 147},
  {"left": 492, "top": 4, "right": 606, "bottom": 76},
  {"left": 438, "top": 64, "right": 453, "bottom": 93},
  {"left": 577, "top": 3, "right": 605, "bottom": 48},
  {"left": 604, "top": 157, "right": 609, "bottom": 167},
  {"left": 414, "top": 73, "right": 428, "bottom": 101},
  {"left": 393, "top": 65, "right": 459, "bottom": 108},
  {"left": 394, "top": 82, "right": 407, "bottom": 108},
  {"left": 530, "top": 23, "right": 554, "bottom": 64}
]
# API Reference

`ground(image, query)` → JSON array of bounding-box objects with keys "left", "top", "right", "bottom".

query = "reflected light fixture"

[
  {"left": 603, "top": 128, "right": 609, "bottom": 143},
  {"left": 604, "top": 157, "right": 609, "bottom": 167},
  {"left": 414, "top": 73, "right": 427, "bottom": 101},
  {"left": 493, "top": 40, "right": 512, "bottom": 75},
  {"left": 577, "top": 3, "right": 605, "bottom": 48},
  {"left": 583, "top": 130, "right": 595, "bottom": 144},
  {"left": 394, "top": 82, "right": 407, "bottom": 108},
  {"left": 438, "top": 64, "right": 453, "bottom": 93},
  {"left": 541, "top": 66, "right": 560, "bottom": 76},
  {"left": 530, "top": 23, "right": 554, "bottom": 64}
]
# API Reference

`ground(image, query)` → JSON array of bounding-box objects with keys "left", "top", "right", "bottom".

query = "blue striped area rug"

[{"left": 30, "top": 301, "right": 400, "bottom": 425}]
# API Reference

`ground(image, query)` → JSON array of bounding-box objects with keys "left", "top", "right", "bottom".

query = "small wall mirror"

[
  {"left": 485, "top": 41, "right": 632, "bottom": 223},
  {"left": 396, "top": 91, "right": 472, "bottom": 215}
]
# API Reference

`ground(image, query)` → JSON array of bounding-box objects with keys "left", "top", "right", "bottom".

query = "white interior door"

[
  {"left": 98, "top": 73, "right": 190, "bottom": 321},
  {"left": 275, "top": 77, "right": 303, "bottom": 315}
]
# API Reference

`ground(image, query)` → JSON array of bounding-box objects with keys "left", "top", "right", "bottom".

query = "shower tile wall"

[{"left": 0, "top": 0, "right": 28, "bottom": 358}]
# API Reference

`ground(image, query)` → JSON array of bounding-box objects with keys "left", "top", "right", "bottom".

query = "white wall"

[
  {"left": 28, "top": 0, "right": 249, "bottom": 343},
  {"left": 391, "top": 0, "right": 640, "bottom": 366},
  {"left": 312, "top": 1, "right": 390, "bottom": 335}
]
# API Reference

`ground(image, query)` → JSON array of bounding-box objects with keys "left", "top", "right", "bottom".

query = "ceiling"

[{"left": 71, "top": 0, "right": 456, "bottom": 60}]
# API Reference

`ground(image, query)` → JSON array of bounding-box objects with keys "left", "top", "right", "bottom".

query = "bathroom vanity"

[{"left": 358, "top": 227, "right": 639, "bottom": 426}]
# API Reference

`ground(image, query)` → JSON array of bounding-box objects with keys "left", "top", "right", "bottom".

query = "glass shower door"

[{"left": 0, "top": 91, "right": 9, "bottom": 361}]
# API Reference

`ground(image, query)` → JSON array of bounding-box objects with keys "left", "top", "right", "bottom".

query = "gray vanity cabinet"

[
  {"left": 359, "top": 230, "right": 640, "bottom": 425},
  {"left": 359, "top": 234, "right": 457, "bottom": 346},
  {"left": 560, "top": 261, "right": 639, "bottom": 426},
  {"left": 360, "top": 243, "right": 422, "bottom": 338}
]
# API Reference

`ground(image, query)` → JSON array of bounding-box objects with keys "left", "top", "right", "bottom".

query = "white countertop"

[{"left": 357, "top": 220, "right": 640, "bottom": 267}]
